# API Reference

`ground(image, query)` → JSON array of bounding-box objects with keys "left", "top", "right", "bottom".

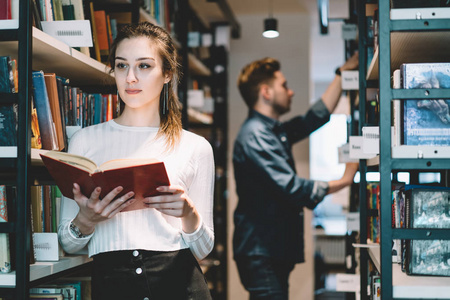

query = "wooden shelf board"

[
  {"left": 0, "top": 255, "right": 91, "bottom": 287},
  {"left": 368, "top": 245, "right": 450, "bottom": 298},
  {"left": 0, "top": 27, "right": 114, "bottom": 87},
  {"left": 189, "top": 0, "right": 226, "bottom": 29},
  {"left": 367, "top": 31, "right": 450, "bottom": 80},
  {"left": 188, "top": 53, "right": 211, "bottom": 77}
]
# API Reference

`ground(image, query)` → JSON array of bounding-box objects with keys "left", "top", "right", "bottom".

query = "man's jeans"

[{"left": 235, "top": 256, "right": 296, "bottom": 300}]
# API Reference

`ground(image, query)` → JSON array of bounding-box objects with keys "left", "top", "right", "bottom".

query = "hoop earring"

[{"left": 160, "top": 83, "right": 169, "bottom": 116}]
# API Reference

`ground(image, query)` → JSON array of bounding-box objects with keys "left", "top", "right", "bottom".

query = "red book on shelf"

[{"left": 40, "top": 151, "right": 170, "bottom": 212}]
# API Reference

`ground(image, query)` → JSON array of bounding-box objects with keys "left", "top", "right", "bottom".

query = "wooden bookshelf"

[
  {"left": 0, "top": 255, "right": 91, "bottom": 287},
  {"left": 368, "top": 245, "right": 450, "bottom": 299},
  {"left": 0, "top": 27, "right": 114, "bottom": 87},
  {"left": 367, "top": 31, "right": 450, "bottom": 80}
]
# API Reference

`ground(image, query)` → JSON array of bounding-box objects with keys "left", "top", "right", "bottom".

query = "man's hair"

[{"left": 237, "top": 57, "right": 281, "bottom": 108}]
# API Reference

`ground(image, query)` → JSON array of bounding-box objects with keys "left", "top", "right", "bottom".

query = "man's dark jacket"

[{"left": 233, "top": 100, "right": 330, "bottom": 263}]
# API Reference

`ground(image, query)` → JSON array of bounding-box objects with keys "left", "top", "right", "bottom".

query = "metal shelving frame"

[
  {"left": 357, "top": 1, "right": 450, "bottom": 299},
  {"left": 0, "top": 1, "right": 32, "bottom": 299}
]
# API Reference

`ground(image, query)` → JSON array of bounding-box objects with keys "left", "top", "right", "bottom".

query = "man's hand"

[{"left": 341, "top": 52, "right": 359, "bottom": 71}]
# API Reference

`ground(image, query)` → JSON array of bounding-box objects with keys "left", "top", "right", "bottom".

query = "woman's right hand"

[{"left": 71, "top": 184, "right": 135, "bottom": 235}]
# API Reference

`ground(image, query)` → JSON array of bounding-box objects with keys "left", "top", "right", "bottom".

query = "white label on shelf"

[
  {"left": 362, "top": 126, "right": 379, "bottom": 154},
  {"left": 346, "top": 212, "right": 360, "bottom": 232},
  {"left": 349, "top": 136, "right": 377, "bottom": 159},
  {"left": 342, "top": 24, "right": 357, "bottom": 40},
  {"left": 0, "top": 146, "right": 17, "bottom": 158},
  {"left": 338, "top": 143, "right": 359, "bottom": 163},
  {"left": 41, "top": 20, "right": 93, "bottom": 47},
  {"left": 336, "top": 273, "right": 360, "bottom": 292},
  {"left": 33, "top": 233, "right": 59, "bottom": 262},
  {"left": 341, "top": 70, "right": 359, "bottom": 90},
  {"left": 0, "top": 19, "right": 19, "bottom": 29}
]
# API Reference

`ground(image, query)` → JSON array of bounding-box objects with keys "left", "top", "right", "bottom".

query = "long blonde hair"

[{"left": 108, "top": 22, "right": 182, "bottom": 149}]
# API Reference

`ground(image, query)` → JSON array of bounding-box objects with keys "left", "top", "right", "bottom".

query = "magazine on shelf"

[{"left": 401, "top": 62, "right": 450, "bottom": 147}]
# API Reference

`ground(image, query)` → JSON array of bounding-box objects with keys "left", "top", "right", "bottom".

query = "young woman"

[{"left": 58, "top": 22, "right": 214, "bottom": 300}]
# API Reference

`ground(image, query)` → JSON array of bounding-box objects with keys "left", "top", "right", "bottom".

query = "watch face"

[{"left": 70, "top": 222, "right": 84, "bottom": 238}]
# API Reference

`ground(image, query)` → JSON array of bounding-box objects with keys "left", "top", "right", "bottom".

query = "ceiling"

[{"left": 189, "top": 0, "right": 350, "bottom": 36}]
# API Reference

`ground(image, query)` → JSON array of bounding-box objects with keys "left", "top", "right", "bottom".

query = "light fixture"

[{"left": 263, "top": 0, "right": 279, "bottom": 38}]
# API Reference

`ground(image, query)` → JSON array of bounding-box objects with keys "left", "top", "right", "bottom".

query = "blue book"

[
  {"left": 401, "top": 62, "right": 450, "bottom": 146},
  {"left": 0, "top": 56, "right": 18, "bottom": 157},
  {"left": 32, "top": 70, "right": 58, "bottom": 150},
  {"left": 93, "top": 93, "right": 102, "bottom": 125}
]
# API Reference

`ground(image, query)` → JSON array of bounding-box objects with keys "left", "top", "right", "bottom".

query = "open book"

[{"left": 40, "top": 151, "right": 170, "bottom": 212}]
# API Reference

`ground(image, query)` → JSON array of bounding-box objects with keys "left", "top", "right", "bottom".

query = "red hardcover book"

[{"left": 40, "top": 151, "right": 170, "bottom": 212}]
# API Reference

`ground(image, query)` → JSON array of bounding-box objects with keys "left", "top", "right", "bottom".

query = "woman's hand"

[
  {"left": 71, "top": 183, "right": 136, "bottom": 235},
  {"left": 144, "top": 185, "right": 200, "bottom": 233}
]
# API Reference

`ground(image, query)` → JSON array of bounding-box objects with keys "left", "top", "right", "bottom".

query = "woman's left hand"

[
  {"left": 144, "top": 185, "right": 195, "bottom": 218},
  {"left": 144, "top": 185, "right": 200, "bottom": 233}
]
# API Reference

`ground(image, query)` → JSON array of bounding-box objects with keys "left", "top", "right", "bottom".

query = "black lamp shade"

[{"left": 263, "top": 18, "right": 279, "bottom": 38}]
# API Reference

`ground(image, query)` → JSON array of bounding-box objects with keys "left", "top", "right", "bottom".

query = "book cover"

[
  {"left": 0, "top": 185, "right": 11, "bottom": 273},
  {"left": 56, "top": 76, "right": 69, "bottom": 147},
  {"left": 407, "top": 239, "right": 450, "bottom": 276},
  {"left": 32, "top": 70, "right": 59, "bottom": 150},
  {"left": 0, "top": 0, "right": 12, "bottom": 20},
  {"left": 30, "top": 284, "right": 77, "bottom": 300},
  {"left": 407, "top": 187, "right": 450, "bottom": 229},
  {"left": 40, "top": 151, "right": 171, "bottom": 212},
  {"left": 93, "top": 10, "right": 109, "bottom": 61},
  {"left": 401, "top": 63, "right": 450, "bottom": 146},
  {"left": 44, "top": 73, "right": 65, "bottom": 151},
  {"left": 30, "top": 294, "right": 64, "bottom": 300},
  {"left": 86, "top": 1, "right": 101, "bottom": 62},
  {"left": 31, "top": 185, "right": 44, "bottom": 233},
  {"left": 0, "top": 55, "right": 18, "bottom": 157}
]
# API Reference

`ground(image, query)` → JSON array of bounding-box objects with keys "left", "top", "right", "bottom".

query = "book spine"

[
  {"left": 0, "top": 185, "right": 11, "bottom": 273},
  {"left": 44, "top": 73, "right": 65, "bottom": 151},
  {"left": 32, "top": 70, "right": 58, "bottom": 150},
  {"left": 0, "top": 56, "right": 18, "bottom": 155}
]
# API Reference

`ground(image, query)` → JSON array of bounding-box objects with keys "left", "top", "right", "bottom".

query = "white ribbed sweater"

[{"left": 58, "top": 120, "right": 215, "bottom": 260}]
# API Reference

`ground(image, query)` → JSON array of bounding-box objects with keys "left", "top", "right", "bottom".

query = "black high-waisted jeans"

[{"left": 91, "top": 249, "right": 212, "bottom": 300}]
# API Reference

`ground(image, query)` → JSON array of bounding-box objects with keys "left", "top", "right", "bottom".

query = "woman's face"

[{"left": 114, "top": 37, "right": 168, "bottom": 112}]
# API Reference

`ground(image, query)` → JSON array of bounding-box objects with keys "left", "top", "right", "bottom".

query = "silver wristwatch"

[{"left": 69, "top": 221, "right": 90, "bottom": 238}]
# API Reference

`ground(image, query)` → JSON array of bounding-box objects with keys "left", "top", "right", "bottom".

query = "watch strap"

[{"left": 69, "top": 221, "right": 90, "bottom": 238}]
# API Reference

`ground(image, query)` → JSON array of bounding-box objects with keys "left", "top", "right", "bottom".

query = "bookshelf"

[
  {"left": 1, "top": 1, "right": 237, "bottom": 299},
  {"left": 0, "top": 256, "right": 91, "bottom": 287},
  {"left": 0, "top": 27, "right": 114, "bottom": 86},
  {"left": 357, "top": 1, "right": 450, "bottom": 300},
  {"left": 367, "top": 245, "right": 450, "bottom": 299}
]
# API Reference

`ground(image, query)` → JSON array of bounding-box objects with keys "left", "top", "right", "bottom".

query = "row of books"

[
  {"left": 392, "top": 184, "right": 450, "bottom": 277},
  {"left": 0, "top": 55, "right": 120, "bottom": 157},
  {"left": 394, "top": 62, "right": 450, "bottom": 147},
  {"left": 29, "top": 278, "right": 92, "bottom": 300},
  {"left": 0, "top": 185, "right": 11, "bottom": 274},
  {"left": 360, "top": 62, "right": 450, "bottom": 159},
  {"left": 25, "top": 0, "right": 177, "bottom": 64},
  {"left": 0, "top": 183, "right": 65, "bottom": 275},
  {"left": 367, "top": 182, "right": 380, "bottom": 244}
]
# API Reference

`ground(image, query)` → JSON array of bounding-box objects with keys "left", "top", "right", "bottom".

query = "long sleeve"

[
  {"left": 181, "top": 139, "right": 215, "bottom": 260},
  {"left": 57, "top": 120, "right": 215, "bottom": 258},
  {"left": 58, "top": 130, "right": 91, "bottom": 254}
]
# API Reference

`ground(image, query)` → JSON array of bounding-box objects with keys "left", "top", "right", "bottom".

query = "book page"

[
  {"left": 43, "top": 151, "right": 98, "bottom": 173},
  {"left": 100, "top": 158, "right": 161, "bottom": 171}
]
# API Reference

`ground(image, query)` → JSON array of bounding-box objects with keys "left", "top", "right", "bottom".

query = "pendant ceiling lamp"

[{"left": 263, "top": 0, "right": 279, "bottom": 38}]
